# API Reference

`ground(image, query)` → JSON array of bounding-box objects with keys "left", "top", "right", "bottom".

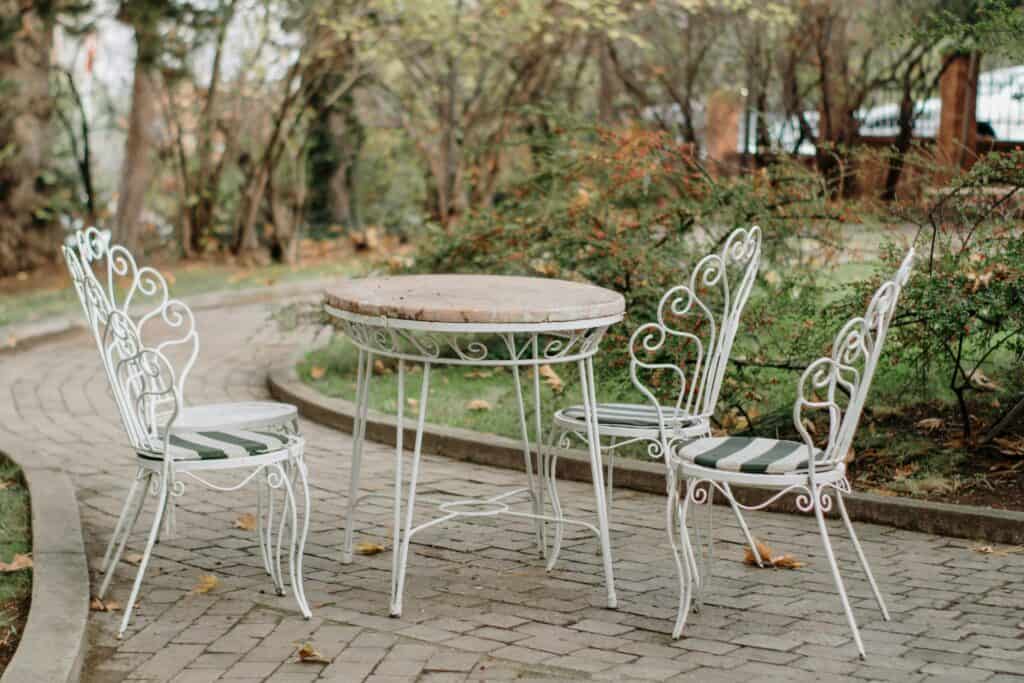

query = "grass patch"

[{"left": 0, "top": 454, "right": 31, "bottom": 672}]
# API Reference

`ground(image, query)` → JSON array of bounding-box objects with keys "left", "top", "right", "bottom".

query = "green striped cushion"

[
  {"left": 677, "top": 437, "right": 820, "bottom": 474},
  {"left": 560, "top": 403, "right": 702, "bottom": 429},
  {"left": 139, "top": 429, "right": 291, "bottom": 461}
]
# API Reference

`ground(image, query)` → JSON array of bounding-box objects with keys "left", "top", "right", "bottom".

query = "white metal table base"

[{"left": 331, "top": 319, "right": 620, "bottom": 617}]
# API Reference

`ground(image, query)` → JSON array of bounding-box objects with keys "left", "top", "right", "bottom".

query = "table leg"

[
  {"left": 578, "top": 357, "right": 618, "bottom": 609},
  {"left": 342, "top": 349, "right": 373, "bottom": 564},
  {"left": 512, "top": 355, "right": 545, "bottom": 556},
  {"left": 391, "top": 361, "right": 431, "bottom": 617}
]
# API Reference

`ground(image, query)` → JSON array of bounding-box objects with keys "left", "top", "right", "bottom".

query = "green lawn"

[{"left": 0, "top": 455, "right": 31, "bottom": 671}]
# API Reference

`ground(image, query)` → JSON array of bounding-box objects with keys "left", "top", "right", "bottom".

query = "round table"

[{"left": 324, "top": 274, "right": 624, "bottom": 616}]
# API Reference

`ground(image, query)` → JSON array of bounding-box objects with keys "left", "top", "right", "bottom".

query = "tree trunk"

[
  {"left": 115, "top": 40, "right": 160, "bottom": 253},
  {"left": 0, "top": 1, "right": 57, "bottom": 277}
]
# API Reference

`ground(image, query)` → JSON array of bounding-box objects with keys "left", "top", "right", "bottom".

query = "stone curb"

[
  {"left": 269, "top": 362, "right": 1024, "bottom": 545},
  {"left": 0, "top": 435, "right": 89, "bottom": 683},
  {"left": 0, "top": 277, "right": 338, "bottom": 355}
]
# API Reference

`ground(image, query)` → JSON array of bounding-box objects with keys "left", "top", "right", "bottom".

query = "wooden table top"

[{"left": 324, "top": 274, "right": 625, "bottom": 325}]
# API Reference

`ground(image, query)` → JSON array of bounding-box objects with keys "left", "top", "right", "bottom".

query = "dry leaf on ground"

[
  {"left": 743, "top": 540, "right": 804, "bottom": 570},
  {"left": 0, "top": 480, "right": 14, "bottom": 490},
  {"left": 0, "top": 553, "right": 32, "bottom": 572},
  {"left": 465, "top": 369, "right": 493, "bottom": 379},
  {"left": 915, "top": 417, "right": 943, "bottom": 432},
  {"left": 407, "top": 398, "right": 419, "bottom": 412},
  {"left": 466, "top": 399, "right": 492, "bottom": 411},
  {"left": 90, "top": 597, "right": 121, "bottom": 612},
  {"left": 539, "top": 365, "right": 564, "bottom": 393},
  {"left": 234, "top": 512, "right": 257, "bottom": 531},
  {"left": 355, "top": 542, "right": 386, "bottom": 556},
  {"left": 970, "top": 370, "right": 1001, "bottom": 393},
  {"left": 972, "top": 544, "right": 1024, "bottom": 557},
  {"left": 993, "top": 437, "right": 1024, "bottom": 457},
  {"left": 123, "top": 552, "right": 144, "bottom": 566},
  {"left": 309, "top": 365, "right": 327, "bottom": 380},
  {"left": 295, "top": 642, "right": 330, "bottom": 664},
  {"left": 193, "top": 574, "right": 219, "bottom": 594}
]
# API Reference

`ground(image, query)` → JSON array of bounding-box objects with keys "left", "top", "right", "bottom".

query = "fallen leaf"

[
  {"left": 295, "top": 642, "right": 330, "bottom": 664},
  {"left": 234, "top": 512, "right": 257, "bottom": 531},
  {"left": 124, "top": 552, "right": 144, "bottom": 566},
  {"left": 466, "top": 399, "right": 492, "bottom": 411},
  {"left": 193, "top": 574, "right": 219, "bottom": 594},
  {"left": 465, "top": 369, "right": 493, "bottom": 379},
  {"left": 90, "top": 597, "right": 121, "bottom": 612},
  {"left": 972, "top": 544, "right": 1024, "bottom": 557},
  {"left": 407, "top": 398, "right": 419, "bottom": 412},
  {"left": 993, "top": 437, "right": 1024, "bottom": 457},
  {"left": 0, "top": 480, "right": 14, "bottom": 490},
  {"left": 0, "top": 553, "right": 32, "bottom": 572},
  {"left": 970, "top": 370, "right": 1001, "bottom": 393},
  {"left": 310, "top": 365, "right": 327, "bottom": 380},
  {"left": 355, "top": 542, "right": 386, "bottom": 556},
  {"left": 915, "top": 417, "right": 943, "bottom": 432},
  {"left": 894, "top": 462, "right": 919, "bottom": 480},
  {"left": 743, "top": 540, "right": 804, "bottom": 569},
  {"left": 539, "top": 365, "right": 564, "bottom": 393},
  {"left": 163, "top": 271, "right": 177, "bottom": 286},
  {"left": 373, "top": 359, "right": 392, "bottom": 375}
]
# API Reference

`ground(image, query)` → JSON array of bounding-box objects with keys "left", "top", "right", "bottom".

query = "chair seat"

[
  {"left": 675, "top": 436, "right": 821, "bottom": 475},
  {"left": 139, "top": 429, "right": 293, "bottom": 462},
  {"left": 557, "top": 403, "right": 703, "bottom": 430},
  {"left": 172, "top": 401, "right": 298, "bottom": 434}
]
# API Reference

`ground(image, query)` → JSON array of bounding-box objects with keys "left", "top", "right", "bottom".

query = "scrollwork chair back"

[
  {"left": 629, "top": 225, "right": 762, "bottom": 438},
  {"left": 793, "top": 249, "right": 914, "bottom": 477},
  {"left": 63, "top": 228, "right": 200, "bottom": 405}
]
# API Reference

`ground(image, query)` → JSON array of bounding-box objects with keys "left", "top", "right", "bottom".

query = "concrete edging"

[
  {"left": 269, "top": 362, "right": 1024, "bottom": 545},
  {"left": 0, "top": 435, "right": 89, "bottom": 683}
]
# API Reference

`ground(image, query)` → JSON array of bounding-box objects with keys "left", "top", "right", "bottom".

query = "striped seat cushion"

[
  {"left": 559, "top": 403, "right": 702, "bottom": 429},
  {"left": 676, "top": 437, "right": 821, "bottom": 475},
  {"left": 139, "top": 429, "right": 291, "bottom": 461}
]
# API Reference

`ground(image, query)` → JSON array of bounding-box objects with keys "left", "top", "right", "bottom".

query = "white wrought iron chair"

[
  {"left": 92, "top": 306, "right": 311, "bottom": 637},
  {"left": 544, "top": 226, "right": 765, "bottom": 569},
  {"left": 668, "top": 249, "right": 914, "bottom": 659},
  {"left": 62, "top": 228, "right": 300, "bottom": 551}
]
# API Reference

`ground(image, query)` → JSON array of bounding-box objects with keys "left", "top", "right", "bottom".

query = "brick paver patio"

[{"left": 2, "top": 301, "right": 1022, "bottom": 682}]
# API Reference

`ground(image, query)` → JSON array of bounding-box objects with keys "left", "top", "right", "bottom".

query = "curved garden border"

[
  {"left": 269, "top": 360, "right": 1024, "bottom": 545},
  {"left": 0, "top": 434, "right": 89, "bottom": 683}
]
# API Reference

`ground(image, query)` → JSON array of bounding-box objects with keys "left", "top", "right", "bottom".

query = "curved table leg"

[{"left": 342, "top": 349, "right": 373, "bottom": 564}]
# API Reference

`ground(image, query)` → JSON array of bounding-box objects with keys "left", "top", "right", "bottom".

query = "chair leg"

[
  {"left": 606, "top": 437, "right": 616, "bottom": 526},
  {"left": 812, "top": 486, "right": 866, "bottom": 659},
  {"left": 722, "top": 482, "right": 764, "bottom": 568},
  {"left": 543, "top": 426, "right": 568, "bottom": 572},
  {"left": 837, "top": 492, "right": 889, "bottom": 621},
  {"left": 342, "top": 349, "right": 372, "bottom": 564},
  {"left": 99, "top": 471, "right": 153, "bottom": 599},
  {"left": 118, "top": 471, "right": 170, "bottom": 638},
  {"left": 672, "top": 474, "right": 698, "bottom": 639},
  {"left": 100, "top": 468, "right": 146, "bottom": 574},
  {"left": 278, "top": 461, "right": 312, "bottom": 619}
]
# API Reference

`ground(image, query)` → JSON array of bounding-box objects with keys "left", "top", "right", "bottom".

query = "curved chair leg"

[
  {"left": 543, "top": 426, "right": 568, "bottom": 572},
  {"left": 837, "top": 492, "right": 889, "bottom": 621},
  {"left": 118, "top": 472, "right": 170, "bottom": 638},
  {"left": 722, "top": 482, "right": 763, "bottom": 568},
  {"left": 813, "top": 486, "right": 866, "bottom": 659},
  {"left": 278, "top": 461, "right": 312, "bottom": 619},
  {"left": 673, "top": 475, "right": 698, "bottom": 639},
  {"left": 99, "top": 471, "right": 153, "bottom": 599},
  {"left": 293, "top": 456, "right": 312, "bottom": 617},
  {"left": 256, "top": 474, "right": 272, "bottom": 577},
  {"left": 606, "top": 437, "right": 616, "bottom": 526},
  {"left": 100, "top": 467, "right": 147, "bottom": 574}
]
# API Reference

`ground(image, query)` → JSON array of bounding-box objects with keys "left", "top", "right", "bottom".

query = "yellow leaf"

[
  {"left": 295, "top": 642, "right": 330, "bottom": 664},
  {"left": 466, "top": 399, "right": 492, "bottom": 411},
  {"left": 743, "top": 540, "right": 804, "bottom": 569},
  {"left": 310, "top": 366, "right": 327, "bottom": 380},
  {"left": 193, "top": 574, "right": 218, "bottom": 594},
  {"left": 90, "top": 597, "right": 121, "bottom": 612},
  {"left": 0, "top": 553, "right": 32, "bottom": 572},
  {"left": 233, "top": 512, "right": 257, "bottom": 531},
  {"left": 355, "top": 542, "right": 386, "bottom": 556},
  {"left": 124, "top": 552, "right": 144, "bottom": 566},
  {"left": 539, "top": 365, "right": 564, "bottom": 394}
]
